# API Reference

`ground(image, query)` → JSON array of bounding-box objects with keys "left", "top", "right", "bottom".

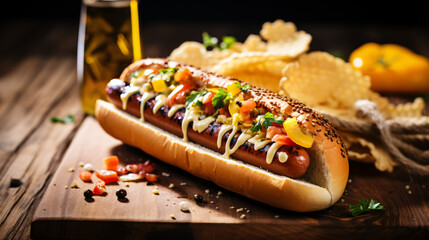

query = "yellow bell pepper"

[
  {"left": 151, "top": 77, "right": 167, "bottom": 92},
  {"left": 349, "top": 43, "right": 429, "bottom": 93},
  {"left": 283, "top": 117, "right": 314, "bottom": 148},
  {"left": 226, "top": 82, "right": 241, "bottom": 96}
]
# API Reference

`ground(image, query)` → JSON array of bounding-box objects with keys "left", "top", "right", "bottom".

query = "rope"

[{"left": 317, "top": 100, "right": 429, "bottom": 176}]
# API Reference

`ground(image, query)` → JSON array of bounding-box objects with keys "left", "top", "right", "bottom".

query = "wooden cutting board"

[{"left": 31, "top": 117, "right": 429, "bottom": 240}]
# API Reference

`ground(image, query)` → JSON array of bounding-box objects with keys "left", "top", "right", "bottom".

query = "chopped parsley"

[
  {"left": 349, "top": 199, "right": 384, "bottom": 216},
  {"left": 234, "top": 82, "right": 251, "bottom": 93},
  {"left": 250, "top": 112, "right": 284, "bottom": 133},
  {"left": 186, "top": 90, "right": 207, "bottom": 108},
  {"left": 202, "top": 32, "right": 236, "bottom": 50},
  {"left": 50, "top": 114, "right": 75, "bottom": 124},
  {"left": 149, "top": 67, "right": 178, "bottom": 83},
  {"left": 211, "top": 88, "right": 231, "bottom": 110}
]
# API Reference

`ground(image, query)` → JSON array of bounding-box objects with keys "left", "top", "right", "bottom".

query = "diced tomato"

[
  {"left": 203, "top": 102, "right": 216, "bottom": 115},
  {"left": 126, "top": 161, "right": 154, "bottom": 174},
  {"left": 78, "top": 170, "right": 92, "bottom": 182},
  {"left": 174, "top": 68, "right": 192, "bottom": 83},
  {"left": 266, "top": 126, "right": 285, "bottom": 139},
  {"left": 95, "top": 170, "right": 118, "bottom": 183},
  {"left": 93, "top": 180, "right": 106, "bottom": 195},
  {"left": 103, "top": 155, "right": 119, "bottom": 171},
  {"left": 167, "top": 83, "right": 194, "bottom": 107},
  {"left": 145, "top": 173, "right": 158, "bottom": 183},
  {"left": 272, "top": 134, "right": 297, "bottom": 146},
  {"left": 202, "top": 91, "right": 216, "bottom": 104},
  {"left": 238, "top": 99, "right": 256, "bottom": 112},
  {"left": 116, "top": 167, "right": 128, "bottom": 176}
]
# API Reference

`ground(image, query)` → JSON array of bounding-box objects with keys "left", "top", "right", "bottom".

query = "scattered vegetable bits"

[
  {"left": 103, "top": 155, "right": 119, "bottom": 171},
  {"left": 93, "top": 180, "right": 106, "bottom": 195}
]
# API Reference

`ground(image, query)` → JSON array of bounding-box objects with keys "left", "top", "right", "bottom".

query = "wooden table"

[{"left": 1, "top": 19, "right": 428, "bottom": 240}]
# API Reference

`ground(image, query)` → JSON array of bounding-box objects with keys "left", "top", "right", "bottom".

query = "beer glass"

[{"left": 77, "top": 0, "right": 141, "bottom": 115}]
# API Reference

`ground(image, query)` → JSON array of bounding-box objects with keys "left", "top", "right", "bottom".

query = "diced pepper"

[
  {"left": 151, "top": 77, "right": 168, "bottom": 92},
  {"left": 93, "top": 180, "right": 106, "bottom": 195},
  {"left": 266, "top": 126, "right": 285, "bottom": 139},
  {"left": 226, "top": 82, "right": 241, "bottom": 96},
  {"left": 125, "top": 161, "right": 154, "bottom": 174},
  {"left": 95, "top": 170, "right": 118, "bottom": 183},
  {"left": 202, "top": 91, "right": 216, "bottom": 104},
  {"left": 167, "top": 83, "right": 194, "bottom": 107},
  {"left": 145, "top": 173, "right": 158, "bottom": 183},
  {"left": 103, "top": 155, "right": 119, "bottom": 171},
  {"left": 228, "top": 95, "right": 244, "bottom": 116},
  {"left": 174, "top": 68, "right": 192, "bottom": 82},
  {"left": 78, "top": 170, "right": 92, "bottom": 182},
  {"left": 271, "top": 134, "right": 296, "bottom": 146},
  {"left": 238, "top": 99, "right": 256, "bottom": 112},
  {"left": 283, "top": 117, "right": 314, "bottom": 148}
]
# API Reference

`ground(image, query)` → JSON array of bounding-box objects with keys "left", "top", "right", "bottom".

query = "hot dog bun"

[{"left": 95, "top": 58, "right": 349, "bottom": 212}]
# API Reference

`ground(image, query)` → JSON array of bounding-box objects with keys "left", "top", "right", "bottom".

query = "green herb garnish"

[
  {"left": 186, "top": 90, "right": 207, "bottom": 108},
  {"left": 149, "top": 67, "right": 179, "bottom": 83},
  {"left": 234, "top": 82, "right": 251, "bottom": 93},
  {"left": 349, "top": 199, "right": 384, "bottom": 216},
  {"left": 211, "top": 88, "right": 232, "bottom": 110},
  {"left": 202, "top": 32, "right": 236, "bottom": 50},
  {"left": 50, "top": 115, "right": 75, "bottom": 124},
  {"left": 220, "top": 36, "right": 237, "bottom": 50},
  {"left": 250, "top": 112, "right": 284, "bottom": 133}
]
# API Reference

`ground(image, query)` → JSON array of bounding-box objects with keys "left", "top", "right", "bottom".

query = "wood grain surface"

[
  {"left": 1, "top": 19, "right": 428, "bottom": 240},
  {"left": 30, "top": 117, "right": 429, "bottom": 240}
]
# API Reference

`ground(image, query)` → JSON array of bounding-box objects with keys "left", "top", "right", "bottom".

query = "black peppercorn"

[
  {"left": 116, "top": 189, "right": 127, "bottom": 199},
  {"left": 194, "top": 194, "right": 203, "bottom": 203},
  {"left": 84, "top": 189, "right": 93, "bottom": 198}
]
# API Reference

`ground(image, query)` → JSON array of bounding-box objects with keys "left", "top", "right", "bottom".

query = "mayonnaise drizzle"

[
  {"left": 181, "top": 107, "right": 215, "bottom": 141},
  {"left": 225, "top": 130, "right": 253, "bottom": 158},
  {"left": 153, "top": 94, "right": 167, "bottom": 114},
  {"left": 168, "top": 104, "right": 185, "bottom": 118},
  {"left": 139, "top": 91, "right": 155, "bottom": 122},
  {"left": 119, "top": 69, "right": 292, "bottom": 166},
  {"left": 120, "top": 86, "right": 140, "bottom": 110},
  {"left": 247, "top": 135, "right": 272, "bottom": 151},
  {"left": 217, "top": 124, "right": 233, "bottom": 149},
  {"left": 266, "top": 142, "right": 284, "bottom": 164},
  {"left": 278, "top": 152, "right": 288, "bottom": 163}
]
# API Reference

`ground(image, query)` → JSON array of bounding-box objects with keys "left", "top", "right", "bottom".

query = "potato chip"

[
  {"left": 168, "top": 41, "right": 239, "bottom": 70},
  {"left": 280, "top": 51, "right": 425, "bottom": 119},
  {"left": 342, "top": 132, "right": 397, "bottom": 172},
  {"left": 169, "top": 20, "right": 311, "bottom": 92}
]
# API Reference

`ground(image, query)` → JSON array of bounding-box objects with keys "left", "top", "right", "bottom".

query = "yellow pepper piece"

[
  {"left": 151, "top": 77, "right": 167, "bottom": 92},
  {"left": 283, "top": 117, "right": 314, "bottom": 148},
  {"left": 228, "top": 95, "right": 243, "bottom": 117},
  {"left": 206, "top": 88, "right": 218, "bottom": 93},
  {"left": 349, "top": 43, "right": 429, "bottom": 93},
  {"left": 227, "top": 82, "right": 241, "bottom": 96}
]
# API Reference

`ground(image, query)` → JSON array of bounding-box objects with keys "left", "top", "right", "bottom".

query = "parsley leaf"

[
  {"left": 250, "top": 112, "right": 284, "bottom": 133},
  {"left": 211, "top": 88, "right": 231, "bottom": 110},
  {"left": 349, "top": 199, "right": 384, "bottom": 216},
  {"left": 50, "top": 115, "right": 75, "bottom": 124},
  {"left": 186, "top": 90, "right": 207, "bottom": 109},
  {"left": 234, "top": 82, "right": 251, "bottom": 93}
]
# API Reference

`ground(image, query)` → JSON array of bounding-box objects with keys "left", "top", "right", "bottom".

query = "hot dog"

[
  {"left": 106, "top": 80, "right": 310, "bottom": 178},
  {"left": 95, "top": 58, "right": 349, "bottom": 212}
]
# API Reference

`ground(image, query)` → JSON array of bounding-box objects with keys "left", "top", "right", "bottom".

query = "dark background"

[
  {"left": 1, "top": 1, "right": 428, "bottom": 59},
  {"left": 2, "top": 1, "right": 428, "bottom": 26}
]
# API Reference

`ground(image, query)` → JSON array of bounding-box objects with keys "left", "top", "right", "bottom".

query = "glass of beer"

[{"left": 77, "top": 0, "right": 141, "bottom": 115}]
